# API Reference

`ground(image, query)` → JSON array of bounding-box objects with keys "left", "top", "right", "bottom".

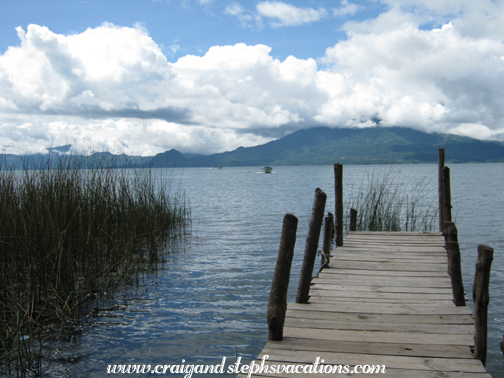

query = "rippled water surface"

[{"left": 43, "top": 164, "right": 504, "bottom": 378}]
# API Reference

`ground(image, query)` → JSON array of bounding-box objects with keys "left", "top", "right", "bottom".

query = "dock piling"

[
  {"left": 473, "top": 244, "right": 494, "bottom": 366},
  {"left": 438, "top": 147, "right": 445, "bottom": 231},
  {"left": 267, "top": 213, "right": 298, "bottom": 341},
  {"left": 334, "top": 163, "right": 343, "bottom": 246},
  {"left": 321, "top": 212, "right": 334, "bottom": 270},
  {"left": 296, "top": 188, "right": 327, "bottom": 304},
  {"left": 500, "top": 335, "right": 504, "bottom": 378},
  {"left": 444, "top": 221, "right": 465, "bottom": 306},
  {"left": 446, "top": 241, "right": 466, "bottom": 306},
  {"left": 349, "top": 208, "right": 357, "bottom": 232},
  {"left": 442, "top": 166, "right": 452, "bottom": 227}
]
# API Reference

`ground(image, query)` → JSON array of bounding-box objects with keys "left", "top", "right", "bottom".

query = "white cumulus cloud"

[
  {"left": 332, "top": 0, "right": 361, "bottom": 17},
  {"left": 256, "top": 1, "right": 328, "bottom": 27},
  {"left": 2, "top": 0, "right": 504, "bottom": 156}
]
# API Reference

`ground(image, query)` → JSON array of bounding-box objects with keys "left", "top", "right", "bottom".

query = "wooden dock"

[{"left": 239, "top": 231, "right": 492, "bottom": 377}]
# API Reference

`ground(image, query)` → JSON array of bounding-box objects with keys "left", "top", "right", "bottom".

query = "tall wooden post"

[
  {"left": 500, "top": 335, "right": 504, "bottom": 378},
  {"left": 445, "top": 240, "right": 466, "bottom": 306},
  {"left": 442, "top": 166, "right": 452, "bottom": 228},
  {"left": 473, "top": 244, "right": 494, "bottom": 366},
  {"left": 438, "top": 148, "right": 445, "bottom": 231},
  {"left": 444, "top": 221, "right": 457, "bottom": 244},
  {"left": 444, "top": 221, "right": 465, "bottom": 307},
  {"left": 297, "top": 188, "right": 327, "bottom": 304},
  {"left": 267, "top": 213, "right": 298, "bottom": 341},
  {"left": 321, "top": 212, "right": 334, "bottom": 270},
  {"left": 349, "top": 208, "right": 358, "bottom": 232},
  {"left": 334, "top": 163, "right": 343, "bottom": 246}
]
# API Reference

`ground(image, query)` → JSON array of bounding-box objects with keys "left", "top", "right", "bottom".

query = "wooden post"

[
  {"left": 438, "top": 147, "right": 445, "bottom": 231},
  {"left": 349, "top": 208, "right": 357, "bottom": 232},
  {"left": 500, "top": 335, "right": 504, "bottom": 378},
  {"left": 334, "top": 163, "right": 343, "bottom": 247},
  {"left": 444, "top": 221, "right": 457, "bottom": 243},
  {"left": 321, "top": 212, "right": 334, "bottom": 270},
  {"left": 267, "top": 213, "right": 298, "bottom": 341},
  {"left": 445, "top": 241, "right": 465, "bottom": 306},
  {"left": 442, "top": 166, "right": 452, "bottom": 228},
  {"left": 473, "top": 244, "right": 494, "bottom": 366},
  {"left": 296, "top": 188, "right": 327, "bottom": 304},
  {"left": 444, "top": 221, "right": 458, "bottom": 274}
]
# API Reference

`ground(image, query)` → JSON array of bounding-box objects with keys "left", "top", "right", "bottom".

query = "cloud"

[
  {"left": 320, "top": 14, "right": 504, "bottom": 136},
  {"left": 256, "top": 1, "right": 328, "bottom": 27},
  {"left": 0, "top": 24, "right": 321, "bottom": 154},
  {"left": 332, "top": 0, "right": 361, "bottom": 17},
  {"left": 224, "top": 3, "right": 263, "bottom": 29},
  {"left": 226, "top": 1, "right": 360, "bottom": 29},
  {"left": 3, "top": 1, "right": 504, "bottom": 156}
]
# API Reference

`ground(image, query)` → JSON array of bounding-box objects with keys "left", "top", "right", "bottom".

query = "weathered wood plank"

[
  {"left": 238, "top": 366, "right": 492, "bottom": 378},
  {"left": 309, "top": 296, "right": 456, "bottom": 304},
  {"left": 345, "top": 235, "right": 445, "bottom": 240},
  {"left": 284, "top": 317, "right": 474, "bottom": 335},
  {"left": 283, "top": 327, "right": 474, "bottom": 346},
  {"left": 347, "top": 231, "right": 443, "bottom": 236},
  {"left": 264, "top": 338, "right": 475, "bottom": 359},
  {"left": 309, "top": 288, "right": 454, "bottom": 300},
  {"left": 313, "top": 283, "right": 453, "bottom": 294},
  {"left": 343, "top": 240, "right": 446, "bottom": 244},
  {"left": 312, "top": 277, "right": 453, "bottom": 288},
  {"left": 257, "top": 348, "right": 485, "bottom": 372},
  {"left": 324, "top": 257, "right": 447, "bottom": 265},
  {"left": 318, "top": 268, "right": 447, "bottom": 277},
  {"left": 238, "top": 371, "right": 492, "bottom": 378},
  {"left": 325, "top": 261, "right": 448, "bottom": 272},
  {"left": 285, "top": 309, "right": 474, "bottom": 325},
  {"left": 330, "top": 253, "right": 446, "bottom": 260},
  {"left": 333, "top": 246, "right": 447, "bottom": 253},
  {"left": 247, "top": 231, "right": 487, "bottom": 377},
  {"left": 288, "top": 302, "right": 472, "bottom": 315},
  {"left": 316, "top": 273, "right": 450, "bottom": 282}
]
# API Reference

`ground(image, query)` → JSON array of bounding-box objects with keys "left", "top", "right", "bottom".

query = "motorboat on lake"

[{"left": 261, "top": 166, "right": 273, "bottom": 173}]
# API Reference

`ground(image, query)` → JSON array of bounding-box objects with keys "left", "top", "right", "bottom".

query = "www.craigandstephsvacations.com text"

[{"left": 106, "top": 355, "right": 386, "bottom": 376}]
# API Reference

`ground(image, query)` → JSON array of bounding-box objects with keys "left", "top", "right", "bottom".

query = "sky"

[{"left": 1, "top": 0, "right": 504, "bottom": 156}]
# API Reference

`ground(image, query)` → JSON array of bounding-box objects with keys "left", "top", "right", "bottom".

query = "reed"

[
  {"left": 0, "top": 156, "right": 189, "bottom": 376},
  {"left": 345, "top": 167, "right": 438, "bottom": 232}
]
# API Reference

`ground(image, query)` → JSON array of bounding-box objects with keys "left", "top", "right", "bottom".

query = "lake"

[{"left": 42, "top": 163, "right": 504, "bottom": 377}]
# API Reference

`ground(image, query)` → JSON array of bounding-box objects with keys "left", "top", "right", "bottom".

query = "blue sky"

[
  {"left": 1, "top": 0, "right": 504, "bottom": 155},
  {"left": 0, "top": 1, "right": 382, "bottom": 61}
]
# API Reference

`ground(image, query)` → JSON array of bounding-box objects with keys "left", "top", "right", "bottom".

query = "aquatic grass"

[
  {"left": 0, "top": 156, "right": 189, "bottom": 376},
  {"left": 344, "top": 166, "right": 438, "bottom": 232}
]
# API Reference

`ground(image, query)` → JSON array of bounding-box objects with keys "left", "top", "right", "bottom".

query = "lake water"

[{"left": 41, "top": 164, "right": 504, "bottom": 377}]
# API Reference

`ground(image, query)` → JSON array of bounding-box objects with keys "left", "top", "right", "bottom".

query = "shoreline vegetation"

[
  {"left": 0, "top": 156, "right": 190, "bottom": 376},
  {"left": 344, "top": 167, "right": 438, "bottom": 233}
]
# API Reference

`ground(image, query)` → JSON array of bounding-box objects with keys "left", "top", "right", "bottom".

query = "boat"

[
  {"left": 214, "top": 167, "right": 223, "bottom": 169},
  {"left": 261, "top": 166, "right": 273, "bottom": 173}
]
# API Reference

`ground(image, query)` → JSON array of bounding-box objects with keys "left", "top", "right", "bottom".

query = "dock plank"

[{"left": 244, "top": 232, "right": 489, "bottom": 377}]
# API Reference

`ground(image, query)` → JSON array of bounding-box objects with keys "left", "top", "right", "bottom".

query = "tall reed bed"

[
  {"left": 0, "top": 159, "right": 189, "bottom": 376},
  {"left": 345, "top": 167, "right": 438, "bottom": 232}
]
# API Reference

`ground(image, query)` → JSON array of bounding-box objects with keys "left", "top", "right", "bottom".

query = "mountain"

[
  {"left": 149, "top": 149, "right": 187, "bottom": 167},
  {"left": 1, "top": 151, "right": 149, "bottom": 170},
  {"left": 4, "top": 127, "right": 504, "bottom": 170},
  {"left": 161, "top": 127, "right": 504, "bottom": 167}
]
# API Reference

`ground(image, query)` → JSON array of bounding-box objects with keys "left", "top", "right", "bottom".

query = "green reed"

[
  {"left": 345, "top": 167, "right": 438, "bottom": 233},
  {"left": 0, "top": 156, "right": 189, "bottom": 376}
]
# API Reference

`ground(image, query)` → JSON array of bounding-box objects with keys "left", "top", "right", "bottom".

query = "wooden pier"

[{"left": 239, "top": 231, "right": 492, "bottom": 377}]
